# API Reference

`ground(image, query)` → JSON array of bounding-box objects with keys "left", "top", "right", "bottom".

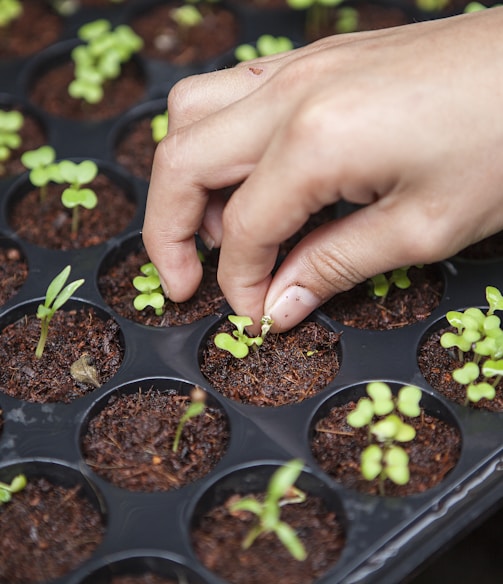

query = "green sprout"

[
  {"left": 0, "top": 0, "right": 22, "bottom": 28},
  {"left": 346, "top": 382, "right": 422, "bottom": 494},
  {"left": 171, "top": 4, "right": 204, "bottom": 29},
  {"left": 0, "top": 109, "right": 24, "bottom": 175},
  {"left": 0, "top": 474, "right": 27, "bottom": 504},
  {"left": 21, "top": 145, "right": 58, "bottom": 202},
  {"left": 214, "top": 314, "right": 273, "bottom": 358},
  {"left": 228, "top": 459, "right": 307, "bottom": 561},
  {"left": 58, "top": 160, "right": 98, "bottom": 235},
  {"left": 369, "top": 265, "right": 423, "bottom": 302},
  {"left": 334, "top": 6, "right": 359, "bottom": 33},
  {"left": 440, "top": 286, "right": 503, "bottom": 405},
  {"left": 234, "top": 35, "right": 294, "bottom": 62},
  {"left": 172, "top": 386, "right": 207, "bottom": 453},
  {"left": 151, "top": 111, "right": 169, "bottom": 143},
  {"left": 69, "top": 19, "right": 143, "bottom": 105},
  {"left": 415, "top": 0, "right": 449, "bottom": 11},
  {"left": 35, "top": 265, "right": 85, "bottom": 359},
  {"left": 132, "top": 262, "right": 167, "bottom": 316}
]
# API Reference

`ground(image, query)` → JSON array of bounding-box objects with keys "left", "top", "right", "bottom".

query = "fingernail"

[
  {"left": 198, "top": 227, "right": 215, "bottom": 251},
  {"left": 266, "top": 286, "right": 320, "bottom": 329}
]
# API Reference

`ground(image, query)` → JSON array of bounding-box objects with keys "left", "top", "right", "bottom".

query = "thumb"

[{"left": 263, "top": 195, "right": 453, "bottom": 332}]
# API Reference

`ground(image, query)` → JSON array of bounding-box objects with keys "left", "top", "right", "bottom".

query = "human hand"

[{"left": 143, "top": 8, "right": 503, "bottom": 332}]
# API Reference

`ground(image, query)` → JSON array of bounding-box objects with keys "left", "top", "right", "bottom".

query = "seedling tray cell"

[{"left": 2, "top": 2, "right": 503, "bottom": 583}]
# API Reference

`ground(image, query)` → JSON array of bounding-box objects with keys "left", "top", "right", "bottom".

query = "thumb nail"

[{"left": 266, "top": 285, "right": 320, "bottom": 330}]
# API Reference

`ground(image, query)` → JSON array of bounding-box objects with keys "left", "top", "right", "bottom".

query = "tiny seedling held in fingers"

[
  {"left": 172, "top": 386, "right": 207, "bottom": 453},
  {"left": 35, "top": 265, "right": 85, "bottom": 359},
  {"left": 214, "top": 315, "right": 273, "bottom": 358},
  {"left": 0, "top": 474, "right": 27, "bottom": 504},
  {"left": 369, "top": 265, "right": 423, "bottom": 302},
  {"left": 132, "top": 262, "right": 167, "bottom": 316},
  {"left": 228, "top": 459, "right": 307, "bottom": 561}
]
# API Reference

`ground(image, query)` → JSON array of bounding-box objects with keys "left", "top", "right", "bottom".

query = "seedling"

[
  {"left": 58, "top": 160, "right": 98, "bottom": 235},
  {"left": 334, "top": 6, "right": 359, "bottom": 33},
  {"left": 171, "top": 4, "right": 204, "bottom": 29},
  {"left": 415, "top": 0, "right": 449, "bottom": 11},
  {"left": 228, "top": 459, "right": 307, "bottom": 561},
  {"left": 172, "top": 386, "right": 207, "bottom": 453},
  {"left": 69, "top": 19, "right": 143, "bottom": 104},
  {"left": 35, "top": 265, "right": 85, "bottom": 359},
  {"left": 369, "top": 265, "right": 423, "bottom": 301},
  {"left": 347, "top": 382, "right": 422, "bottom": 494},
  {"left": 234, "top": 35, "right": 294, "bottom": 62},
  {"left": 0, "top": 0, "right": 22, "bottom": 28},
  {"left": 0, "top": 474, "right": 27, "bottom": 504},
  {"left": 0, "top": 109, "right": 24, "bottom": 175},
  {"left": 132, "top": 262, "right": 167, "bottom": 316},
  {"left": 21, "top": 145, "right": 58, "bottom": 202},
  {"left": 440, "top": 286, "right": 503, "bottom": 405},
  {"left": 214, "top": 315, "right": 273, "bottom": 358},
  {"left": 151, "top": 111, "right": 169, "bottom": 143}
]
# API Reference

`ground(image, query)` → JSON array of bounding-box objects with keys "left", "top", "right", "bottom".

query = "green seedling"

[
  {"left": 0, "top": 0, "right": 22, "bottom": 28},
  {"left": 228, "top": 459, "right": 307, "bottom": 561},
  {"left": 334, "top": 6, "right": 359, "bottom": 33},
  {"left": 171, "top": 4, "right": 203, "bottom": 29},
  {"left": 58, "top": 160, "right": 98, "bottom": 235},
  {"left": 347, "top": 382, "right": 421, "bottom": 494},
  {"left": 440, "top": 286, "right": 503, "bottom": 405},
  {"left": 415, "top": 0, "right": 449, "bottom": 11},
  {"left": 0, "top": 109, "right": 24, "bottom": 175},
  {"left": 69, "top": 19, "right": 143, "bottom": 104},
  {"left": 462, "top": 1, "right": 501, "bottom": 10},
  {"left": 0, "top": 474, "right": 27, "bottom": 504},
  {"left": 132, "top": 262, "right": 166, "bottom": 316},
  {"left": 214, "top": 314, "right": 273, "bottom": 358},
  {"left": 151, "top": 111, "right": 169, "bottom": 143},
  {"left": 234, "top": 35, "right": 294, "bottom": 62},
  {"left": 36, "top": 265, "right": 85, "bottom": 359},
  {"left": 172, "top": 386, "right": 206, "bottom": 453},
  {"left": 21, "top": 145, "right": 58, "bottom": 202},
  {"left": 369, "top": 265, "right": 423, "bottom": 302}
]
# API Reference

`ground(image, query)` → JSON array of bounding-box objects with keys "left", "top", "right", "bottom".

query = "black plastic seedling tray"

[{"left": 2, "top": 2, "right": 503, "bottom": 583}]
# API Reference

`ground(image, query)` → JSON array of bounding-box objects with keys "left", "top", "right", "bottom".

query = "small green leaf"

[
  {"left": 367, "top": 382, "right": 393, "bottom": 415},
  {"left": 396, "top": 385, "right": 422, "bottom": 418},
  {"left": 384, "top": 446, "right": 410, "bottom": 485},
  {"left": 267, "top": 459, "right": 303, "bottom": 504},
  {"left": 274, "top": 521, "right": 307, "bottom": 561},
  {"left": 452, "top": 362, "right": 480, "bottom": 385},
  {"left": 486, "top": 286, "right": 503, "bottom": 315},
  {"left": 346, "top": 397, "right": 374, "bottom": 428},
  {"left": 361, "top": 444, "right": 382, "bottom": 480},
  {"left": 214, "top": 332, "right": 249, "bottom": 358},
  {"left": 467, "top": 382, "right": 496, "bottom": 403}
]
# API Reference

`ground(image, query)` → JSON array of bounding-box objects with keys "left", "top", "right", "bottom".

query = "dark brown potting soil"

[
  {"left": 201, "top": 320, "right": 341, "bottom": 406},
  {"left": 0, "top": 307, "right": 123, "bottom": 403},
  {"left": 0, "top": 477, "right": 105, "bottom": 584},
  {"left": 114, "top": 114, "right": 158, "bottom": 182},
  {"left": 0, "top": 106, "right": 46, "bottom": 179},
  {"left": 0, "top": 1, "right": 63, "bottom": 60},
  {"left": 82, "top": 387, "right": 229, "bottom": 491},
  {"left": 311, "top": 402, "right": 461, "bottom": 496},
  {"left": 29, "top": 60, "right": 146, "bottom": 121},
  {"left": 0, "top": 246, "right": 28, "bottom": 306},
  {"left": 418, "top": 326, "right": 503, "bottom": 412},
  {"left": 131, "top": 2, "right": 239, "bottom": 66},
  {"left": 321, "top": 265, "right": 444, "bottom": 330},
  {"left": 192, "top": 493, "right": 345, "bottom": 584},
  {"left": 9, "top": 174, "right": 136, "bottom": 249},
  {"left": 99, "top": 245, "right": 225, "bottom": 326}
]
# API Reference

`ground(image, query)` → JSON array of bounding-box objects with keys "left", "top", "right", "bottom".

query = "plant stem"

[
  {"left": 71, "top": 206, "right": 79, "bottom": 235},
  {"left": 36, "top": 319, "right": 49, "bottom": 359}
]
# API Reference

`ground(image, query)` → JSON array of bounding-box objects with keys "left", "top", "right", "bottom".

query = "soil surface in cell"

[
  {"left": 321, "top": 265, "right": 444, "bottom": 330},
  {"left": 0, "top": 307, "right": 123, "bottom": 403},
  {"left": 9, "top": 174, "right": 136, "bottom": 249},
  {"left": 99, "top": 245, "right": 225, "bottom": 326},
  {"left": 193, "top": 492, "right": 345, "bottom": 584},
  {"left": 0, "top": 246, "right": 28, "bottom": 306},
  {"left": 0, "top": 477, "right": 104, "bottom": 584},
  {"left": 201, "top": 320, "right": 341, "bottom": 406},
  {"left": 82, "top": 387, "right": 229, "bottom": 491},
  {"left": 131, "top": 2, "right": 239, "bottom": 65},
  {"left": 311, "top": 401, "right": 461, "bottom": 496}
]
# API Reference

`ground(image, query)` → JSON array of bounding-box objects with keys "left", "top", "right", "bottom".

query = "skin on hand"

[{"left": 143, "top": 8, "right": 503, "bottom": 333}]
